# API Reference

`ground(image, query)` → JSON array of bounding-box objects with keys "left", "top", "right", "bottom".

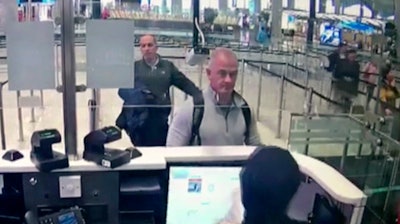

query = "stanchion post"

[
  {"left": 276, "top": 66, "right": 286, "bottom": 138},
  {"left": 256, "top": 52, "right": 263, "bottom": 121},
  {"left": 90, "top": 89, "right": 100, "bottom": 130},
  {"left": 0, "top": 83, "right": 6, "bottom": 149},
  {"left": 88, "top": 99, "right": 95, "bottom": 132},
  {"left": 374, "top": 76, "right": 382, "bottom": 114},
  {"left": 40, "top": 90, "right": 44, "bottom": 109},
  {"left": 240, "top": 58, "right": 245, "bottom": 94},
  {"left": 304, "top": 87, "right": 313, "bottom": 115},
  {"left": 198, "top": 63, "right": 204, "bottom": 89},
  {"left": 30, "top": 90, "right": 35, "bottom": 122},
  {"left": 16, "top": 91, "right": 24, "bottom": 141}
]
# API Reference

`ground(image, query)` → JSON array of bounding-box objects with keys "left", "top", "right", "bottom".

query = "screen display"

[
  {"left": 319, "top": 23, "right": 342, "bottom": 47},
  {"left": 39, "top": 131, "right": 55, "bottom": 138},
  {"left": 166, "top": 166, "right": 241, "bottom": 224},
  {"left": 58, "top": 212, "right": 78, "bottom": 224}
]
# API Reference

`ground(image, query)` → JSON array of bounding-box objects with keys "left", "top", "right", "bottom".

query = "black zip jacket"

[{"left": 134, "top": 56, "right": 201, "bottom": 110}]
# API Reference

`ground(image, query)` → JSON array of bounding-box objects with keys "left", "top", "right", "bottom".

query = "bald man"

[
  {"left": 117, "top": 35, "right": 201, "bottom": 146},
  {"left": 166, "top": 48, "right": 260, "bottom": 146}
]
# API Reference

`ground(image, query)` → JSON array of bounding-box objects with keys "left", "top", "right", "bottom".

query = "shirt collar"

[
  {"left": 204, "top": 85, "right": 245, "bottom": 107},
  {"left": 144, "top": 55, "right": 160, "bottom": 70}
]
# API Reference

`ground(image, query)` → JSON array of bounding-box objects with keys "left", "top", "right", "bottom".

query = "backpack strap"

[
  {"left": 241, "top": 100, "right": 251, "bottom": 143},
  {"left": 189, "top": 94, "right": 205, "bottom": 146}
]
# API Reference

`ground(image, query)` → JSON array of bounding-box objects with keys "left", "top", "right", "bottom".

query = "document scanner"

[
  {"left": 83, "top": 126, "right": 131, "bottom": 168},
  {"left": 30, "top": 129, "right": 69, "bottom": 172}
]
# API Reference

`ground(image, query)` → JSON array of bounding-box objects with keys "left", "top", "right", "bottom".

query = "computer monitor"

[
  {"left": 319, "top": 23, "right": 342, "bottom": 47},
  {"left": 166, "top": 166, "right": 241, "bottom": 224}
]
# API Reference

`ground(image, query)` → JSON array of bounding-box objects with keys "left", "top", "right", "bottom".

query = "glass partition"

[{"left": 288, "top": 113, "right": 400, "bottom": 223}]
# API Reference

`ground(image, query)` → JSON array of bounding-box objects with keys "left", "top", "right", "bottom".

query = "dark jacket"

[
  {"left": 116, "top": 56, "right": 201, "bottom": 146},
  {"left": 333, "top": 59, "right": 360, "bottom": 96},
  {"left": 134, "top": 56, "right": 201, "bottom": 113},
  {"left": 116, "top": 82, "right": 156, "bottom": 143},
  {"left": 326, "top": 50, "right": 341, "bottom": 72}
]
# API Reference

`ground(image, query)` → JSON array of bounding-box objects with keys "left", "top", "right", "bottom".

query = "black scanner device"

[
  {"left": 30, "top": 129, "right": 69, "bottom": 172},
  {"left": 2, "top": 149, "right": 24, "bottom": 161},
  {"left": 83, "top": 126, "right": 132, "bottom": 168}
]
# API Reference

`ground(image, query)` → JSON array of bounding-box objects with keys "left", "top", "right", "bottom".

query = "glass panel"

[
  {"left": 85, "top": 20, "right": 135, "bottom": 88},
  {"left": 0, "top": 0, "right": 65, "bottom": 153},
  {"left": 7, "top": 21, "right": 56, "bottom": 90},
  {"left": 288, "top": 113, "right": 400, "bottom": 223}
]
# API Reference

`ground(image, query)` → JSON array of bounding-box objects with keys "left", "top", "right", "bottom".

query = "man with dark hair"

[
  {"left": 331, "top": 49, "right": 361, "bottom": 112},
  {"left": 325, "top": 42, "right": 348, "bottom": 73},
  {"left": 220, "top": 146, "right": 306, "bottom": 224}
]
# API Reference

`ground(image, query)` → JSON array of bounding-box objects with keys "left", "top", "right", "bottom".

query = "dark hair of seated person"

[{"left": 240, "top": 146, "right": 306, "bottom": 224}]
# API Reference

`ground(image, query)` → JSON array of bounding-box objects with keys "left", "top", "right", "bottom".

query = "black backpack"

[{"left": 189, "top": 93, "right": 252, "bottom": 145}]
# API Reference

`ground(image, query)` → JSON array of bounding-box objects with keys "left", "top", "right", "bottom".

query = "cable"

[{"left": 194, "top": 17, "right": 205, "bottom": 47}]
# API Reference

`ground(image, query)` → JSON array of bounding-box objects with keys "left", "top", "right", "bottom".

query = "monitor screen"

[
  {"left": 58, "top": 211, "right": 78, "bottom": 224},
  {"left": 319, "top": 23, "right": 342, "bottom": 47},
  {"left": 167, "top": 166, "right": 241, "bottom": 224}
]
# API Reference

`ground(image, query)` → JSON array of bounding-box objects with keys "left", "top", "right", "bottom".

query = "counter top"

[
  {"left": 0, "top": 149, "right": 166, "bottom": 172},
  {"left": 0, "top": 146, "right": 367, "bottom": 207}
]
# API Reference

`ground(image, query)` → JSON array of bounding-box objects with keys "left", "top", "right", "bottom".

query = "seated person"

[
  {"left": 166, "top": 47, "right": 260, "bottom": 146},
  {"left": 220, "top": 146, "right": 306, "bottom": 224}
]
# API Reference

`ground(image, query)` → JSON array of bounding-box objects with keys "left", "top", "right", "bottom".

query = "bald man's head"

[
  {"left": 139, "top": 35, "right": 158, "bottom": 63},
  {"left": 206, "top": 48, "right": 239, "bottom": 98},
  {"left": 208, "top": 47, "right": 238, "bottom": 69}
]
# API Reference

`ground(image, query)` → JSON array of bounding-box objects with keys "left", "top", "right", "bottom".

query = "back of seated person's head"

[{"left": 240, "top": 146, "right": 301, "bottom": 224}]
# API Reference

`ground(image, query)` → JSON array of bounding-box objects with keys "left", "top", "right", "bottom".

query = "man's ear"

[{"left": 206, "top": 68, "right": 211, "bottom": 77}]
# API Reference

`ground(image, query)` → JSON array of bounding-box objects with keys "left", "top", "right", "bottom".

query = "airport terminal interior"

[{"left": 0, "top": 0, "right": 399, "bottom": 223}]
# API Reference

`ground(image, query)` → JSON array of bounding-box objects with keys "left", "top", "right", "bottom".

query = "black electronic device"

[
  {"left": 25, "top": 207, "right": 85, "bottom": 224},
  {"left": 125, "top": 147, "right": 142, "bottom": 159},
  {"left": 2, "top": 149, "right": 24, "bottom": 161},
  {"left": 30, "top": 129, "right": 69, "bottom": 172},
  {"left": 83, "top": 126, "right": 131, "bottom": 168}
]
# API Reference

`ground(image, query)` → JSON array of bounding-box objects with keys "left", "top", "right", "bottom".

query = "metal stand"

[
  {"left": 60, "top": 0, "right": 78, "bottom": 158},
  {"left": 0, "top": 81, "right": 8, "bottom": 149}
]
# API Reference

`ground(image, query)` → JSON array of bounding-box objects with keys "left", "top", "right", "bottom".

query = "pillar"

[
  {"left": 219, "top": 0, "right": 228, "bottom": 13},
  {"left": 307, "top": 0, "right": 316, "bottom": 43},
  {"left": 171, "top": 0, "right": 182, "bottom": 14},
  {"left": 395, "top": 0, "right": 400, "bottom": 58},
  {"left": 287, "top": 0, "right": 295, "bottom": 10},
  {"left": 247, "top": 0, "right": 261, "bottom": 14},
  {"left": 334, "top": 0, "right": 340, "bottom": 14},
  {"left": 270, "top": 0, "right": 282, "bottom": 40},
  {"left": 254, "top": 0, "right": 261, "bottom": 13},
  {"left": 92, "top": 0, "right": 101, "bottom": 19},
  {"left": 161, "top": 0, "right": 167, "bottom": 14},
  {"left": 318, "top": 0, "right": 326, "bottom": 13},
  {"left": 60, "top": 0, "right": 78, "bottom": 157}
]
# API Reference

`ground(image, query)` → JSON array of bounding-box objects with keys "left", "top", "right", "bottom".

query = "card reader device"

[
  {"left": 83, "top": 126, "right": 131, "bottom": 168},
  {"left": 30, "top": 129, "right": 69, "bottom": 172},
  {"left": 25, "top": 206, "right": 85, "bottom": 224}
]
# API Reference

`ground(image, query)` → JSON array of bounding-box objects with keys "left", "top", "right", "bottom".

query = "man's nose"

[{"left": 223, "top": 75, "right": 233, "bottom": 82}]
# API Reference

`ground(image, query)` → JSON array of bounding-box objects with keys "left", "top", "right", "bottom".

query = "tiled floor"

[{"left": 0, "top": 46, "right": 352, "bottom": 155}]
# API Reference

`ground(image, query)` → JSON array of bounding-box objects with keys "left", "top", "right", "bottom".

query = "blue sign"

[{"left": 248, "top": 0, "right": 255, "bottom": 14}]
